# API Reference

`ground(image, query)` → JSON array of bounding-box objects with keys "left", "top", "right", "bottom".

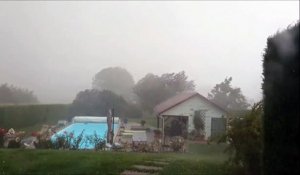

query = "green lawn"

[{"left": 0, "top": 143, "right": 230, "bottom": 175}]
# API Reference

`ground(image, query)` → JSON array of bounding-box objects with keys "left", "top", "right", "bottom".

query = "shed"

[{"left": 154, "top": 91, "right": 227, "bottom": 140}]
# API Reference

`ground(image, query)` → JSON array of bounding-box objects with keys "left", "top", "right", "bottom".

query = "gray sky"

[{"left": 0, "top": 1, "right": 299, "bottom": 104}]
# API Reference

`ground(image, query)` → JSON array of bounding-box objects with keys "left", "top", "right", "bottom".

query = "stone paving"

[{"left": 120, "top": 159, "right": 170, "bottom": 175}]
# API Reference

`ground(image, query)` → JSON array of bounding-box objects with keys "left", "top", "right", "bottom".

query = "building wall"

[{"left": 160, "top": 95, "right": 226, "bottom": 139}]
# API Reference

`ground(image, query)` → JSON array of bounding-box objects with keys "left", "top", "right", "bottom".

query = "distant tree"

[
  {"left": 70, "top": 89, "right": 142, "bottom": 119},
  {"left": 92, "top": 67, "right": 135, "bottom": 102},
  {"left": 134, "top": 71, "right": 195, "bottom": 112},
  {"left": 160, "top": 71, "right": 195, "bottom": 93},
  {"left": 208, "top": 77, "right": 250, "bottom": 110},
  {"left": 262, "top": 23, "right": 299, "bottom": 175},
  {"left": 0, "top": 84, "right": 38, "bottom": 104},
  {"left": 133, "top": 74, "right": 169, "bottom": 112},
  {"left": 0, "top": 84, "right": 14, "bottom": 104}
]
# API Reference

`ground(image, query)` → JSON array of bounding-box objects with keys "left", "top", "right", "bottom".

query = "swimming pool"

[{"left": 51, "top": 122, "right": 119, "bottom": 149}]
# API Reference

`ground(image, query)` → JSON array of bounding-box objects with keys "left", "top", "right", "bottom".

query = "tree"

[
  {"left": 0, "top": 84, "right": 38, "bottom": 104},
  {"left": 0, "top": 84, "right": 14, "bottom": 104},
  {"left": 262, "top": 23, "right": 299, "bottom": 175},
  {"left": 208, "top": 77, "right": 250, "bottom": 110},
  {"left": 134, "top": 73, "right": 170, "bottom": 112},
  {"left": 70, "top": 89, "right": 142, "bottom": 119},
  {"left": 134, "top": 71, "right": 195, "bottom": 112},
  {"left": 160, "top": 71, "right": 195, "bottom": 93},
  {"left": 92, "top": 67, "right": 135, "bottom": 102}
]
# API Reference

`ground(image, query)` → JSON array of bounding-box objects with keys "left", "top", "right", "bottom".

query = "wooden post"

[
  {"left": 162, "top": 116, "right": 165, "bottom": 145},
  {"left": 157, "top": 116, "right": 160, "bottom": 129},
  {"left": 111, "top": 108, "right": 115, "bottom": 145}
]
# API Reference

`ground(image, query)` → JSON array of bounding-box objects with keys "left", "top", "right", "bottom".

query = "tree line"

[
  {"left": 0, "top": 64, "right": 250, "bottom": 116},
  {"left": 0, "top": 84, "right": 38, "bottom": 105},
  {"left": 71, "top": 67, "right": 250, "bottom": 118}
]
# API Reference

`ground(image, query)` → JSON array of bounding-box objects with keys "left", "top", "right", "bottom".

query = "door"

[{"left": 211, "top": 117, "right": 226, "bottom": 138}]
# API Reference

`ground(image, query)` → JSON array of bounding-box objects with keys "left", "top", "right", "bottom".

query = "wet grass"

[{"left": 0, "top": 143, "right": 229, "bottom": 175}]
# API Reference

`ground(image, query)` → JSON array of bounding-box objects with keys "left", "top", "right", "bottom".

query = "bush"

[
  {"left": 153, "top": 129, "right": 162, "bottom": 139},
  {"left": 86, "top": 132, "right": 106, "bottom": 151},
  {"left": 170, "top": 136, "right": 185, "bottom": 152},
  {"left": 50, "top": 130, "right": 106, "bottom": 150},
  {"left": 7, "top": 139, "right": 21, "bottom": 148},
  {"left": 51, "top": 131, "right": 85, "bottom": 150},
  {"left": 34, "top": 139, "right": 54, "bottom": 149},
  {"left": 225, "top": 102, "right": 263, "bottom": 175}
]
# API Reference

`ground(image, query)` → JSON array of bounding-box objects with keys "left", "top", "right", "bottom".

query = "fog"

[{"left": 0, "top": 1, "right": 298, "bottom": 104}]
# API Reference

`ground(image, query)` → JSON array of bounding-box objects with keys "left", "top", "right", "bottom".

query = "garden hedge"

[
  {"left": 0, "top": 104, "right": 70, "bottom": 129},
  {"left": 262, "top": 23, "right": 299, "bottom": 175}
]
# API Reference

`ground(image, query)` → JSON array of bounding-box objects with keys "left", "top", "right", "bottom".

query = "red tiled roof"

[{"left": 153, "top": 91, "right": 227, "bottom": 116}]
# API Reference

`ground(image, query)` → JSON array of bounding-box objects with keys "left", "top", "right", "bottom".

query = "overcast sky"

[{"left": 0, "top": 1, "right": 299, "bottom": 104}]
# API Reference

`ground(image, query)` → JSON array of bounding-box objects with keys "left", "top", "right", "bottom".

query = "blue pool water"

[{"left": 51, "top": 122, "right": 118, "bottom": 149}]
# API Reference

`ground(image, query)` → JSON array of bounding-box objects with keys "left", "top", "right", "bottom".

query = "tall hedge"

[
  {"left": 0, "top": 104, "right": 70, "bottom": 129},
  {"left": 262, "top": 23, "right": 299, "bottom": 175}
]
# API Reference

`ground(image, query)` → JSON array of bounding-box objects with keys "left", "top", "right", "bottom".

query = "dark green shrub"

[
  {"left": 7, "top": 139, "right": 21, "bottom": 148},
  {"left": 34, "top": 139, "right": 54, "bottom": 149},
  {"left": 225, "top": 102, "right": 263, "bottom": 175},
  {"left": 262, "top": 23, "right": 299, "bottom": 175},
  {"left": 0, "top": 104, "right": 69, "bottom": 129}
]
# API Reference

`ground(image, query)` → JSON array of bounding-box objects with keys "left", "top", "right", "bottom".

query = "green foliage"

[
  {"left": 208, "top": 77, "right": 250, "bottom": 110},
  {"left": 7, "top": 140, "right": 21, "bottom": 148},
  {"left": 86, "top": 132, "right": 106, "bottom": 151},
  {"left": 0, "top": 104, "right": 69, "bottom": 129},
  {"left": 92, "top": 67, "right": 135, "bottom": 102},
  {"left": 0, "top": 84, "right": 38, "bottom": 105},
  {"left": 34, "top": 139, "right": 54, "bottom": 149},
  {"left": 70, "top": 89, "right": 142, "bottom": 119},
  {"left": 225, "top": 102, "right": 263, "bottom": 175},
  {"left": 134, "top": 73, "right": 170, "bottom": 112},
  {"left": 262, "top": 22, "right": 299, "bottom": 175},
  {"left": 134, "top": 71, "right": 195, "bottom": 112},
  {"left": 50, "top": 130, "right": 106, "bottom": 150}
]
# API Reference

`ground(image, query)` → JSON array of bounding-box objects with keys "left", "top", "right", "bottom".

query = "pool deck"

[{"left": 114, "top": 122, "right": 156, "bottom": 151}]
